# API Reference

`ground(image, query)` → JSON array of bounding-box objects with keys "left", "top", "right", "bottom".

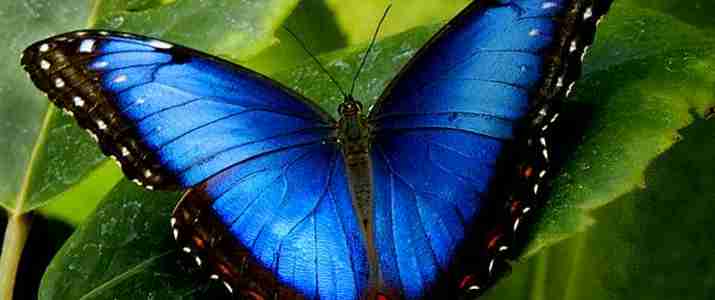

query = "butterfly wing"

[
  {"left": 22, "top": 31, "right": 368, "bottom": 299},
  {"left": 174, "top": 142, "right": 369, "bottom": 300},
  {"left": 367, "top": 0, "right": 612, "bottom": 297},
  {"left": 22, "top": 31, "right": 334, "bottom": 189}
]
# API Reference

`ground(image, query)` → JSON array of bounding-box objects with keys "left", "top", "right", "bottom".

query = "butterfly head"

[
  {"left": 338, "top": 96, "right": 363, "bottom": 117},
  {"left": 337, "top": 97, "right": 368, "bottom": 144}
]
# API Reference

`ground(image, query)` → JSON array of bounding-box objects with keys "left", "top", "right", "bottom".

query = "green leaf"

[
  {"left": 633, "top": 0, "right": 715, "bottom": 31},
  {"left": 93, "top": 0, "right": 301, "bottom": 62},
  {"left": 485, "top": 117, "right": 715, "bottom": 300},
  {"left": 527, "top": 2, "right": 715, "bottom": 254},
  {"left": 34, "top": 0, "right": 715, "bottom": 299},
  {"left": 38, "top": 182, "right": 191, "bottom": 300},
  {"left": 323, "top": 0, "right": 472, "bottom": 44}
]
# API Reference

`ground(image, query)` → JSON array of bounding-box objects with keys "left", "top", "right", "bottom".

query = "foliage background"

[{"left": 0, "top": 0, "right": 713, "bottom": 299}]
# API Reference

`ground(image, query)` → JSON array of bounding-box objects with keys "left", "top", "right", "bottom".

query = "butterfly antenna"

[
  {"left": 283, "top": 26, "right": 349, "bottom": 99},
  {"left": 349, "top": 4, "right": 392, "bottom": 97}
]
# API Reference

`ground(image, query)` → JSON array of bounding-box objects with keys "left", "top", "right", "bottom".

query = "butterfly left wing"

[
  {"left": 367, "top": 0, "right": 612, "bottom": 298},
  {"left": 21, "top": 31, "right": 370, "bottom": 299},
  {"left": 21, "top": 30, "right": 334, "bottom": 189}
]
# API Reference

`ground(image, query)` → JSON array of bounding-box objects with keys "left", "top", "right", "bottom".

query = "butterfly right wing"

[{"left": 367, "top": 0, "right": 612, "bottom": 298}]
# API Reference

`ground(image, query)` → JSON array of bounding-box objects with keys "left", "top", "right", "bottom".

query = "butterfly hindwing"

[
  {"left": 173, "top": 142, "right": 369, "bottom": 300},
  {"left": 367, "top": 0, "right": 612, "bottom": 297}
]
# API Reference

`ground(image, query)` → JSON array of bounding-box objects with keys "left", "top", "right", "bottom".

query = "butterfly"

[{"left": 21, "top": 0, "right": 612, "bottom": 299}]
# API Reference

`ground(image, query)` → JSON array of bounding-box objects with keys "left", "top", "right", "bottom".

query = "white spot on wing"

[
  {"left": 182, "top": 247, "right": 191, "bottom": 253},
  {"left": 121, "top": 146, "right": 130, "bottom": 157},
  {"left": 73, "top": 96, "right": 85, "bottom": 107},
  {"left": 195, "top": 256, "right": 202, "bottom": 267},
  {"left": 54, "top": 77, "right": 65, "bottom": 88},
  {"left": 40, "top": 60, "right": 51, "bottom": 70},
  {"left": 550, "top": 113, "right": 560, "bottom": 123},
  {"left": 581, "top": 46, "right": 591, "bottom": 61},
  {"left": 210, "top": 274, "right": 219, "bottom": 280},
  {"left": 144, "top": 169, "right": 153, "bottom": 178},
  {"left": 170, "top": 217, "right": 177, "bottom": 227},
  {"left": 566, "top": 82, "right": 576, "bottom": 96},
  {"left": 148, "top": 39, "right": 173, "bottom": 49},
  {"left": 96, "top": 120, "right": 107, "bottom": 130},
  {"left": 93, "top": 61, "right": 109, "bottom": 69},
  {"left": 542, "top": 2, "right": 557, "bottom": 9},
  {"left": 223, "top": 281, "right": 234, "bottom": 294},
  {"left": 569, "top": 40, "right": 578, "bottom": 52},
  {"left": 78, "top": 39, "right": 95, "bottom": 53},
  {"left": 584, "top": 7, "right": 593, "bottom": 20},
  {"left": 39, "top": 43, "right": 50, "bottom": 52},
  {"left": 113, "top": 74, "right": 127, "bottom": 83}
]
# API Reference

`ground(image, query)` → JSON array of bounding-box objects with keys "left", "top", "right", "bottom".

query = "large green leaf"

[
  {"left": 525, "top": 2, "right": 715, "bottom": 253},
  {"left": 39, "top": 1, "right": 715, "bottom": 299},
  {"left": 484, "top": 117, "right": 715, "bottom": 300},
  {"left": 93, "top": 0, "right": 301, "bottom": 60},
  {"left": 38, "top": 182, "right": 191, "bottom": 300}
]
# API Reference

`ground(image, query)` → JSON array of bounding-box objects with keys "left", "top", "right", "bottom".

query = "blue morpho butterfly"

[{"left": 21, "top": 0, "right": 612, "bottom": 299}]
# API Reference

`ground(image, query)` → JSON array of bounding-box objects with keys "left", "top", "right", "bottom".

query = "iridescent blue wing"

[
  {"left": 21, "top": 30, "right": 334, "bottom": 189},
  {"left": 21, "top": 31, "right": 368, "bottom": 299},
  {"left": 173, "top": 142, "right": 369, "bottom": 300},
  {"left": 367, "top": 0, "right": 612, "bottom": 298}
]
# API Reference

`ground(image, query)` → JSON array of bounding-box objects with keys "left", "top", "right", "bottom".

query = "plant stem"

[
  {"left": 0, "top": 213, "right": 33, "bottom": 300},
  {"left": 0, "top": 107, "right": 54, "bottom": 299}
]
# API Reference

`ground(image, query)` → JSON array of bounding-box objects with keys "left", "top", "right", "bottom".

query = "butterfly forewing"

[{"left": 21, "top": 31, "right": 336, "bottom": 190}]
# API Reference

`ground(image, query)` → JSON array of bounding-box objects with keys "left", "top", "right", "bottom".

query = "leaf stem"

[
  {"left": 0, "top": 107, "right": 55, "bottom": 299},
  {"left": 0, "top": 213, "right": 33, "bottom": 300}
]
